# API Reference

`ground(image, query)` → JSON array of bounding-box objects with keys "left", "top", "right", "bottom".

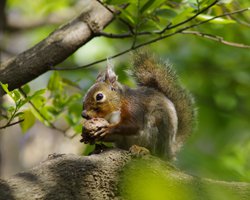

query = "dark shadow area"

[
  {"left": 0, "top": 180, "right": 15, "bottom": 200},
  {"left": 44, "top": 155, "right": 98, "bottom": 199},
  {"left": 42, "top": 150, "right": 123, "bottom": 200},
  {"left": 0, "top": 149, "right": 125, "bottom": 200},
  {"left": 16, "top": 172, "right": 38, "bottom": 182}
]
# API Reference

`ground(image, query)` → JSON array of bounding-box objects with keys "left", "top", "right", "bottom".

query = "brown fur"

[
  {"left": 132, "top": 50, "right": 196, "bottom": 153},
  {"left": 82, "top": 50, "right": 196, "bottom": 160}
]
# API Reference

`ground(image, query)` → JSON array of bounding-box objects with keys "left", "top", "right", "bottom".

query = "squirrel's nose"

[{"left": 82, "top": 110, "right": 91, "bottom": 119}]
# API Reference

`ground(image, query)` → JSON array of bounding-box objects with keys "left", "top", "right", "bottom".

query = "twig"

[
  {"left": 221, "top": 4, "right": 250, "bottom": 28},
  {"left": 0, "top": 119, "right": 24, "bottom": 129},
  {"left": 187, "top": 7, "right": 250, "bottom": 28},
  {"left": 18, "top": 88, "right": 68, "bottom": 136},
  {"left": 158, "top": 0, "right": 218, "bottom": 32},
  {"left": 98, "top": 7, "right": 250, "bottom": 39},
  {"left": 181, "top": 31, "right": 250, "bottom": 48},
  {"left": 0, "top": 0, "right": 115, "bottom": 95},
  {"left": 96, "top": 32, "right": 132, "bottom": 38},
  {"left": 130, "top": 0, "right": 140, "bottom": 49},
  {"left": 97, "top": 0, "right": 219, "bottom": 38},
  {"left": 52, "top": 48, "right": 133, "bottom": 71},
  {"left": 51, "top": 7, "right": 250, "bottom": 71},
  {"left": 96, "top": 0, "right": 134, "bottom": 34},
  {"left": 133, "top": 7, "right": 250, "bottom": 49},
  {"left": 0, "top": 102, "right": 20, "bottom": 130}
]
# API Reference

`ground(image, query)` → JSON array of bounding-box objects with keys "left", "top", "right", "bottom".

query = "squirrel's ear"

[
  {"left": 105, "top": 58, "right": 117, "bottom": 84},
  {"left": 96, "top": 58, "right": 118, "bottom": 85},
  {"left": 96, "top": 71, "right": 105, "bottom": 82}
]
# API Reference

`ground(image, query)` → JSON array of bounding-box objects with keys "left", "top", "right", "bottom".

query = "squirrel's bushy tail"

[{"left": 132, "top": 50, "right": 196, "bottom": 152}]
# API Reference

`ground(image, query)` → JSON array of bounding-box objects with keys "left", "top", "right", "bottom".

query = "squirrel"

[{"left": 80, "top": 50, "right": 196, "bottom": 160}]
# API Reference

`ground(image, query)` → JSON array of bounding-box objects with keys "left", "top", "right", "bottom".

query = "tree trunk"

[
  {"left": 0, "top": 0, "right": 115, "bottom": 96},
  {"left": 0, "top": 148, "right": 249, "bottom": 200}
]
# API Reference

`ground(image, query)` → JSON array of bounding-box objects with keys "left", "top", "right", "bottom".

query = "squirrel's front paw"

[
  {"left": 80, "top": 126, "right": 95, "bottom": 144},
  {"left": 129, "top": 145, "right": 150, "bottom": 158},
  {"left": 80, "top": 118, "right": 110, "bottom": 144}
]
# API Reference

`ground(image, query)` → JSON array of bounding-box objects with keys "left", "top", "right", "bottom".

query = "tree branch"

[
  {"left": 0, "top": 119, "right": 24, "bottom": 129},
  {"left": 0, "top": 0, "right": 7, "bottom": 32},
  {"left": 0, "top": 149, "right": 249, "bottom": 200},
  {"left": 181, "top": 31, "right": 250, "bottom": 48},
  {"left": 0, "top": 0, "right": 115, "bottom": 97},
  {"left": 94, "top": 0, "right": 219, "bottom": 38},
  {"left": 54, "top": 7, "right": 249, "bottom": 71},
  {"left": 163, "top": 0, "right": 218, "bottom": 31},
  {"left": 18, "top": 88, "right": 68, "bottom": 136}
]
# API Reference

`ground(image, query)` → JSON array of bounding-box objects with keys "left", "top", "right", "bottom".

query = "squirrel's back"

[{"left": 132, "top": 50, "right": 196, "bottom": 154}]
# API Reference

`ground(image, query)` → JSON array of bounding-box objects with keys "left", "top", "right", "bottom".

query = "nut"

[{"left": 83, "top": 118, "right": 109, "bottom": 132}]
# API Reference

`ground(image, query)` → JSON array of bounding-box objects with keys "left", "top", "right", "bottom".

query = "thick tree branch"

[
  {"left": 0, "top": 0, "right": 115, "bottom": 96},
  {"left": 0, "top": 0, "right": 7, "bottom": 32},
  {"left": 54, "top": 7, "right": 249, "bottom": 71},
  {"left": 0, "top": 149, "right": 249, "bottom": 200}
]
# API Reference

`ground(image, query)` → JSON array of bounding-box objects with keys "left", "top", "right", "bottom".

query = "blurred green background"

[{"left": 1, "top": 0, "right": 250, "bottom": 183}]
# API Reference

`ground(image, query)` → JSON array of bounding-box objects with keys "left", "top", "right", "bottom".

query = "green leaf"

[
  {"left": 197, "top": 14, "right": 236, "bottom": 24},
  {"left": 12, "top": 90, "right": 22, "bottom": 102},
  {"left": 65, "top": 115, "right": 75, "bottom": 126},
  {"left": 17, "top": 88, "right": 46, "bottom": 108},
  {"left": 17, "top": 99, "right": 29, "bottom": 108},
  {"left": 171, "top": 7, "right": 194, "bottom": 26},
  {"left": 105, "top": 0, "right": 130, "bottom": 5},
  {"left": 140, "top": 0, "right": 166, "bottom": 14},
  {"left": 30, "top": 108, "right": 45, "bottom": 124},
  {"left": 218, "top": 0, "right": 233, "bottom": 4},
  {"left": 155, "top": 8, "right": 177, "bottom": 19},
  {"left": 61, "top": 78, "right": 80, "bottom": 89},
  {"left": 0, "top": 83, "right": 23, "bottom": 103},
  {"left": 41, "top": 106, "right": 55, "bottom": 121},
  {"left": 65, "top": 94, "right": 82, "bottom": 106},
  {"left": 120, "top": 9, "right": 136, "bottom": 26},
  {"left": 83, "top": 144, "right": 95, "bottom": 156},
  {"left": 0, "top": 82, "right": 12, "bottom": 97},
  {"left": 48, "top": 71, "right": 62, "bottom": 91},
  {"left": 32, "top": 95, "right": 46, "bottom": 108},
  {"left": 7, "top": 106, "right": 15, "bottom": 114},
  {"left": 21, "top": 84, "right": 30, "bottom": 94},
  {"left": 31, "top": 89, "right": 46, "bottom": 98},
  {"left": 46, "top": 105, "right": 60, "bottom": 116},
  {"left": 14, "top": 112, "right": 24, "bottom": 118},
  {"left": 140, "top": 0, "right": 155, "bottom": 13},
  {"left": 68, "top": 102, "right": 82, "bottom": 116},
  {"left": 20, "top": 110, "right": 36, "bottom": 133},
  {"left": 73, "top": 124, "right": 82, "bottom": 134}
]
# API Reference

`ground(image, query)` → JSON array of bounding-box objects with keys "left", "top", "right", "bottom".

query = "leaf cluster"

[{"left": 1, "top": 72, "right": 82, "bottom": 134}]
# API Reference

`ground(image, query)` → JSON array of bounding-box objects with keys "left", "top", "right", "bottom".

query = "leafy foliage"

[{"left": 1, "top": 72, "right": 82, "bottom": 134}]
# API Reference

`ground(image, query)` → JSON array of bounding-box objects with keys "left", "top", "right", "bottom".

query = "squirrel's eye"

[{"left": 95, "top": 92, "right": 105, "bottom": 102}]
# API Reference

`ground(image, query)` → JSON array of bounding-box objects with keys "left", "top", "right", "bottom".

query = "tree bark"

[
  {"left": 0, "top": 0, "right": 7, "bottom": 32},
  {"left": 0, "top": 0, "right": 114, "bottom": 96},
  {"left": 0, "top": 148, "right": 249, "bottom": 200}
]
